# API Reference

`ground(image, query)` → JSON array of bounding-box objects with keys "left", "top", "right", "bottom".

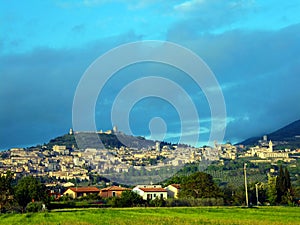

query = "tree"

[
  {"left": 273, "top": 165, "right": 293, "bottom": 204},
  {"left": 267, "top": 174, "right": 277, "bottom": 205},
  {"left": 150, "top": 196, "right": 166, "bottom": 207},
  {"left": 14, "top": 176, "right": 49, "bottom": 212},
  {"left": 248, "top": 182, "right": 267, "bottom": 205},
  {"left": 109, "top": 191, "right": 144, "bottom": 207},
  {"left": 276, "top": 165, "right": 285, "bottom": 203},
  {"left": 119, "top": 190, "right": 144, "bottom": 207},
  {"left": 164, "top": 175, "right": 185, "bottom": 187},
  {"left": 293, "top": 175, "right": 300, "bottom": 202},
  {"left": 0, "top": 171, "right": 14, "bottom": 212},
  {"left": 284, "top": 167, "right": 291, "bottom": 190},
  {"left": 178, "top": 172, "right": 222, "bottom": 198},
  {"left": 275, "top": 165, "right": 293, "bottom": 204},
  {"left": 282, "top": 167, "right": 293, "bottom": 204}
]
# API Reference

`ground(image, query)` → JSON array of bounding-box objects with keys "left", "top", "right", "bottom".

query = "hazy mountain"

[{"left": 239, "top": 119, "right": 300, "bottom": 148}]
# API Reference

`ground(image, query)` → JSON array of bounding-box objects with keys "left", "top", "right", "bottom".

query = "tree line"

[
  {"left": 0, "top": 166, "right": 297, "bottom": 213},
  {"left": 0, "top": 172, "right": 49, "bottom": 213}
]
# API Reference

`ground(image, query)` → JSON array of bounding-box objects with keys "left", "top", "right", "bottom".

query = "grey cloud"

[
  {"left": 166, "top": 22, "right": 300, "bottom": 143},
  {"left": 0, "top": 32, "right": 142, "bottom": 149},
  {"left": 1, "top": 22, "right": 300, "bottom": 148}
]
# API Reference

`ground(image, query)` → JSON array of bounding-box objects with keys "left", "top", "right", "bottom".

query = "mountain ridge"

[{"left": 239, "top": 119, "right": 300, "bottom": 148}]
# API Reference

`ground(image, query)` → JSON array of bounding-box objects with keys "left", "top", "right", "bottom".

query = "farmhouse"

[
  {"left": 133, "top": 185, "right": 167, "bottom": 200},
  {"left": 99, "top": 186, "right": 131, "bottom": 198},
  {"left": 165, "top": 184, "right": 181, "bottom": 198},
  {"left": 63, "top": 186, "right": 100, "bottom": 199}
]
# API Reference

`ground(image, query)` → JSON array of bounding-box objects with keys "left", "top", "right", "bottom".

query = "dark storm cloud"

[
  {"left": 167, "top": 23, "right": 300, "bottom": 142},
  {"left": 0, "top": 32, "right": 142, "bottom": 149},
  {"left": 0, "top": 49, "right": 83, "bottom": 148},
  {"left": 1, "top": 22, "right": 300, "bottom": 148}
]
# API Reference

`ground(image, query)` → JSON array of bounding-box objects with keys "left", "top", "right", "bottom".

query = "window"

[{"left": 112, "top": 191, "right": 116, "bottom": 197}]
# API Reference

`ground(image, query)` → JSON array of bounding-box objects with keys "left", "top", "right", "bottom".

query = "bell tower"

[{"left": 268, "top": 140, "right": 273, "bottom": 152}]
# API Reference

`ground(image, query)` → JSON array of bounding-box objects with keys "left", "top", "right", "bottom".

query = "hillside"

[
  {"left": 46, "top": 132, "right": 172, "bottom": 150},
  {"left": 239, "top": 119, "right": 300, "bottom": 148}
]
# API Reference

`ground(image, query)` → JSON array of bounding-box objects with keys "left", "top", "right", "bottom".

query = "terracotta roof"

[
  {"left": 139, "top": 188, "right": 167, "bottom": 192},
  {"left": 170, "top": 184, "right": 181, "bottom": 189},
  {"left": 101, "top": 186, "right": 131, "bottom": 191},
  {"left": 68, "top": 187, "right": 100, "bottom": 193}
]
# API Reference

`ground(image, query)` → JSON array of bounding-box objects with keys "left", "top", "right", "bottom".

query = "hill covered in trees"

[{"left": 46, "top": 132, "right": 176, "bottom": 150}]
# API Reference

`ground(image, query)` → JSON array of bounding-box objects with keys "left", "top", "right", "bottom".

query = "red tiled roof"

[
  {"left": 68, "top": 187, "right": 100, "bottom": 193},
  {"left": 139, "top": 188, "right": 167, "bottom": 192},
  {"left": 170, "top": 184, "right": 181, "bottom": 189},
  {"left": 101, "top": 186, "right": 131, "bottom": 191}
]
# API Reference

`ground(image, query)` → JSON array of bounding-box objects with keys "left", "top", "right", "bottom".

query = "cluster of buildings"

[
  {"left": 0, "top": 146, "right": 90, "bottom": 180},
  {"left": 0, "top": 129, "right": 298, "bottom": 183},
  {"left": 0, "top": 131, "right": 207, "bottom": 180},
  {"left": 62, "top": 183, "right": 180, "bottom": 201},
  {"left": 241, "top": 139, "right": 296, "bottom": 163},
  {"left": 81, "top": 144, "right": 202, "bottom": 174},
  {"left": 0, "top": 141, "right": 234, "bottom": 182}
]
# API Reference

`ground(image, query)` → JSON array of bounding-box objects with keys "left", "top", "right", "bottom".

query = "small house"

[
  {"left": 165, "top": 184, "right": 181, "bottom": 198},
  {"left": 99, "top": 186, "right": 131, "bottom": 198},
  {"left": 133, "top": 185, "right": 167, "bottom": 200},
  {"left": 63, "top": 187, "right": 100, "bottom": 199}
]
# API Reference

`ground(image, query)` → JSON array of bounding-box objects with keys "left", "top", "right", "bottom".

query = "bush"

[
  {"left": 105, "top": 191, "right": 145, "bottom": 208},
  {"left": 107, "top": 191, "right": 144, "bottom": 207},
  {"left": 165, "top": 198, "right": 190, "bottom": 207},
  {"left": 149, "top": 197, "right": 166, "bottom": 207},
  {"left": 107, "top": 197, "right": 120, "bottom": 207},
  {"left": 78, "top": 193, "right": 101, "bottom": 201},
  {"left": 26, "top": 202, "right": 45, "bottom": 213},
  {"left": 58, "top": 195, "right": 72, "bottom": 202},
  {"left": 165, "top": 198, "right": 224, "bottom": 207}
]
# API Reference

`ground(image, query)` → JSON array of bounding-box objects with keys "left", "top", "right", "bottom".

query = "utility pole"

[
  {"left": 255, "top": 183, "right": 259, "bottom": 206},
  {"left": 244, "top": 163, "right": 249, "bottom": 207}
]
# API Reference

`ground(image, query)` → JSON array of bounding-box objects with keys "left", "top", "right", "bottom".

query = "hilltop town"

[{"left": 1, "top": 126, "right": 299, "bottom": 185}]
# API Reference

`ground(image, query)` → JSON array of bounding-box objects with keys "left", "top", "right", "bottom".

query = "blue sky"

[{"left": 1, "top": 0, "right": 300, "bottom": 149}]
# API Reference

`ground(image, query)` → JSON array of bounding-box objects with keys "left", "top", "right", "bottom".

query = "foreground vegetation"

[
  {"left": 1, "top": 167, "right": 299, "bottom": 213},
  {"left": 0, "top": 206, "right": 299, "bottom": 225}
]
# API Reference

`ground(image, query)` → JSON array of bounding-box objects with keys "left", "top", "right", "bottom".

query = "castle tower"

[
  {"left": 69, "top": 128, "right": 73, "bottom": 135},
  {"left": 155, "top": 142, "right": 160, "bottom": 152},
  {"left": 263, "top": 135, "right": 267, "bottom": 141},
  {"left": 268, "top": 140, "right": 273, "bottom": 152},
  {"left": 112, "top": 125, "right": 118, "bottom": 134}
]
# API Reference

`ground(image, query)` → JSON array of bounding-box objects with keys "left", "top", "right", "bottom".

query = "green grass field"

[{"left": 0, "top": 207, "right": 299, "bottom": 225}]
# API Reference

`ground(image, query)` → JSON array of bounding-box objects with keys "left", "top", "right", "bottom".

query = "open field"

[{"left": 0, "top": 207, "right": 299, "bottom": 225}]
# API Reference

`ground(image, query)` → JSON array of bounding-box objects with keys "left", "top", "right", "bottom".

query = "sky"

[{"left": 1, "top": 0, "right": 300, "bottom": 149}]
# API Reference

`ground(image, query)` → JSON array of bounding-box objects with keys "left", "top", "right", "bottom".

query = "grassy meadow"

[{"left": 0, "top": 206, "right": 299, "bottom": 225}]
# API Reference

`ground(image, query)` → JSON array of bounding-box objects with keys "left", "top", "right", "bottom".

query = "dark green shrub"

[
  {"left": 165, "top": 198, "right": 224, "bottom": 207},
  {"left": 26, "top": 202, "right": 44, "bottom": 212},
  {"left": 149, "top": 197, "right": 166, "bottom": 207}
]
